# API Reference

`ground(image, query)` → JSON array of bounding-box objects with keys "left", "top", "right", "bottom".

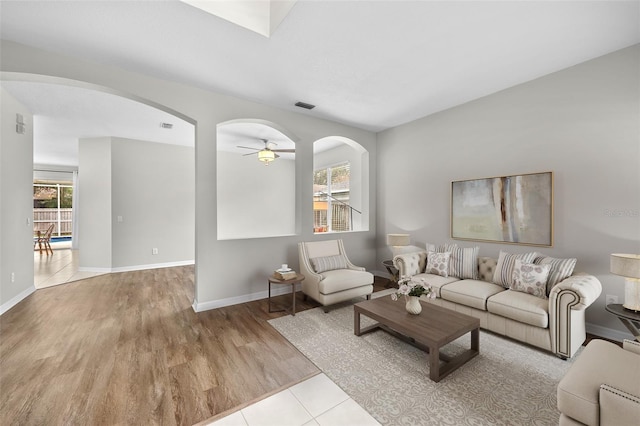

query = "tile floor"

[
  {"left": 34, "top": 242, "right": 104, "bottom": 289},
  {"left": 206, "top": 373, "right": 380, "bottom": 426}
]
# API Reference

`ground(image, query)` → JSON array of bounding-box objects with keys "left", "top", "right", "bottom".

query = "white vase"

[{"left": 405, "top": 296, "right": 422, "bottom": 315}]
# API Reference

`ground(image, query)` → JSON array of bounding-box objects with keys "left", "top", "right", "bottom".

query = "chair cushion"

[
  {"left": 486, "top": 289, "right": 549, "bottom": 328},
  {"left": 412, "top": 273, "right": 460, "bottom": 297},
  {"left": 310, "top": 255, "right": 347, "bottom": 273},
  {"left": 440, "top": 279, "right": 505, "bottom": 311},
  {"left": 318, "top": 269, "right": 373, "bottom": 295}
]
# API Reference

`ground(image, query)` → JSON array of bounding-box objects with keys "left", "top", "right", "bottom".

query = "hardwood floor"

[{"left": 1, "top": 267, "right": 394, "bottom": 425}]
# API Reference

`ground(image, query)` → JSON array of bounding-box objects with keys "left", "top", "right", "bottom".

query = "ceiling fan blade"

[
  {"left": 242, "top": 152, "right": 257, "bottom": 156},
  {"left": 275, "top": 153, "right": 280, "bottom": 159},
  {"left": 272, "top": 149, "right": 295, "bottom": 153},
  {"left": 237, "top": 145, "right": 260, "bottom": 150}
]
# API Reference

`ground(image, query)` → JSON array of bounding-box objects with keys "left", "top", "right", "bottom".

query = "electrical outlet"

[
  {"left": 11, "top": 272, "right": 15, "bottom": 283},
  {"left": 152, "top": 248, "right": 158, "bottom": 255},
  {"left": 605, "top": 294, "right": 619, "bottom": 305}
]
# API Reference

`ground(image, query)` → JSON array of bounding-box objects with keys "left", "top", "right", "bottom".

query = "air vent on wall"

[
  {"left": 160, "top": 122, "right": 173, "bottom": 129},
  {"left": 295, "top": 101, "right": 316, "bottom": 110}
]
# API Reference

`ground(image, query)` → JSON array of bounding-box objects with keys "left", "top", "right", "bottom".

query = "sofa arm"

[
  {"left": 549, "top": 273, "right": 603, "bottom": 310},
  {"left": 393, "top": 251, "right": 428, "bottom": 277},
  {"left": 549, "top": 273, "right": 602, "bottom": 357},
  {"left": 600, "top": 384, "right": 640, "bottom": 426}
]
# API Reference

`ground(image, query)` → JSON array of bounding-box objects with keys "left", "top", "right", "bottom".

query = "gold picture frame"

[{"left": 451, "top": 171, "right": 553, "bottom": 247}]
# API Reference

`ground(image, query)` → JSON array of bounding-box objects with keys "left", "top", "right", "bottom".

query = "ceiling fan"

[{"left": 237, "top": 139, "right": 295, "bottom": 165}]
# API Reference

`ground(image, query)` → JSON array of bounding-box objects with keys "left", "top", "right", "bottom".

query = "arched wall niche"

[
  {"left": 216, "top": 119, "right": 298, "bottom": 240},
  {"left": 312, "top": 136, "right": 369, "bottom": 233}
]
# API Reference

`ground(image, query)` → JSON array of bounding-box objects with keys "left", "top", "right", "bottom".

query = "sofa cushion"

[
  {"left": 412, "top": 273, "right": 459, "bottom": 297},
  {"left": 486, "top": 289, "right": 549, "bottom": 328},
  {"left": 493, "top": 251, "right": 538, "bottom": 288},
  {"left": 440, "top": 279, "right": 505, "bottom": 311},
  {"left": 449, "top": 246, "right": 479, "bottom": 279},
  {"left": 510, "top": 260, "right": 551, "bottom": 299},
  {"left": 318, "top": 269, "right": 373, "bottom": 294},
  {"left": 534, "top": 255, "right": 577, "bottom": 295},
  {"left": 557, "top": 339, "right": 640, "bottom": 426},
  {"left": 426, "top": 251, "right": 451, "bottom": 277},
  {"left": 310, "top": 255, "right": 347, "bottom": 273},
  {"left": 478, "top": 257, "right": 498, "bottom": 282}
]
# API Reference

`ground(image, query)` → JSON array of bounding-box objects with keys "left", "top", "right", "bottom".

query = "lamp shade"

[
  {"left": 387, "top": 234, "right": 410, "bottom": 247},
  {"left": 610, "top": 254, "right": 640, "bottom": 278},
  {"left": 611, "top": 253, "right": 640, "bottom": 312},
  {"left": 258, "top": 149, "right": 275, "bottom": 164}
]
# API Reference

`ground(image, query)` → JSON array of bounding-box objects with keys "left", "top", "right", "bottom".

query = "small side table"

[
  {"left": 382, "top": 260, "right": 399, "bottom": 288},
  {"left": 605, "top": 303, "right": 640, "bottom": 342},
  {"left": 268, "top": 273, "right": 305, "bottom": 316}
]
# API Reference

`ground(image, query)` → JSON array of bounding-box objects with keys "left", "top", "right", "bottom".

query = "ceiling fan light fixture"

[{"left": 258, "top": 149, "right": 275, "bottom": 165}]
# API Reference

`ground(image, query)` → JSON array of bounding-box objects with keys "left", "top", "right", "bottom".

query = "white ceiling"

[{"left": 1, "top": 1, "right": 639, "bottom": 165}]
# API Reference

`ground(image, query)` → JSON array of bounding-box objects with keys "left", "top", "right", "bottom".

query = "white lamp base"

[{"left": 623, "top": 278, "right": 640, "bottom": 312}]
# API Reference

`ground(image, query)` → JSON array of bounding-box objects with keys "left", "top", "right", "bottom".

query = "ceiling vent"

[
  {"left": 160, "top": 122, "right": 173, "bottom": 129},
  {"left": 295, "top": 101, "right": 316, "bottom": 110}
]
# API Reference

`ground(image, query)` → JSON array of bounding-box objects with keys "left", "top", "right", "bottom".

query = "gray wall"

[
  {"left": 0, "top": 88, "right": 34, "bottom": 311},
  {"left": 377, "top": 45, "right": 640, "bottom": 338},
  {"left": 111, "top": 137, "right": 194, "bottom": 268},
  {"left": 78, "top": 137, "right": 195, "bottom": 270},
  {"left": 1, "top": 40, "right": 378, "bottom": 310},
  {"left": 78, "top": 137, "right": 112, "bottom": 270}
]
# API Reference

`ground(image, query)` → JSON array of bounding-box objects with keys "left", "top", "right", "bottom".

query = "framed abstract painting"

[{"left": 451, "top": 171, "right": 553, "bottom": 247}]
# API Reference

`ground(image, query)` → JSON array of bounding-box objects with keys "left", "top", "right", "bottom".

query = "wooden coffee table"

[{"left": 354, "top": 297, "right": 480, "bottom": 382}]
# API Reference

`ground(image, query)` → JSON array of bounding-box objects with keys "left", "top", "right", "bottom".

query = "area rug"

[{"left": 268, "top": 294, "right": 581, "bottom": 425}]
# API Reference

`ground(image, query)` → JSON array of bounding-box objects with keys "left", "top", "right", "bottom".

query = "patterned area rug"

[{"left": 268, "top": 293, "right": 581, "bottom": 425}]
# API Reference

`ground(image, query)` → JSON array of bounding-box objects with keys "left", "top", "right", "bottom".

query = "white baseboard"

[
  {"left": 192, "top": 283, "right": 302, "bottom": 313},
  {"left": 78, "top": 260, "right": 195, "bottom": 274},
  {"left": 586, "top": 322, "right": 633, "bottom": 342},
  {"left": 1, "top": 285, "right": 36, "bottom": 316}
]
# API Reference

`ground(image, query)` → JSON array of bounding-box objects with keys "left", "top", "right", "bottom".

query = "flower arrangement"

[{"left": 391, "top": 276, "right": 436, "bottom": 301}]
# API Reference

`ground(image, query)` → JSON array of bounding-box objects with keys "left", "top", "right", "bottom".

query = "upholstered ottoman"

[{"left": 557, "top": 339, "right": 640, "bottom": 425}]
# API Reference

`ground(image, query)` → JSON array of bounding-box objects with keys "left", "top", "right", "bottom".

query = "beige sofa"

[
  {"left": 394, "top": 250, "right": 602, "bottom": 358},
  {"left": 557, "top": 339, "right": 640, "bottom": 425}
]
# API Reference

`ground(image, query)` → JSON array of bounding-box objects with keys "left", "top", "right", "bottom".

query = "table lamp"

[
  {"left": 610, "top": 253, "right": 640, "bottom": 312},
  {"left": 387, "top": 233, "right": 410, "bottom": 257}
]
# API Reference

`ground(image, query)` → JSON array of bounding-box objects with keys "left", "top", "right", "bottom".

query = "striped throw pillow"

[
  {"left": 493, "top": 251, "right": 538, "bottom": 288},
  {"left": 310, "top": 255, "right": 348, "bottom": 273},
  {"left": 449, "top": 246, "right": 479, "bottom": 279},
  {"left": 534, "top": 255, "right": 577, "bottom": 295}
]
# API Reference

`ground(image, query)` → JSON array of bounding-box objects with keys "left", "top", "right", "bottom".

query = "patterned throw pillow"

[
  {"left": 310, "top": 255, "right": 347, "bottom": 273},
  {"left": 449, "top": 246, "right": 479, "bottom": 279},
  {"left": 534, "top": 255, "right": 577, "bottom": 295},
  {"left": 511, "top": 259, "right": 551, "bottom": 299},
  {"left": 492, "top": 251, "right": 538, "bottom": 288},
  {"left": 436, "top": 244, "right": 457, "bottom": 276},
  {"left": 426, "top": 251, "right": 451, "bottom": 277}
]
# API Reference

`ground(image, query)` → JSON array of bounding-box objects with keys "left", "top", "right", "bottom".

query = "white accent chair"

[{"left": 298, "top": 239, "right": 373, "bottom": 311}]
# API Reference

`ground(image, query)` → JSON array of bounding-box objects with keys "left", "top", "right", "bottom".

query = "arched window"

[{"left": 313, "top": 137, "right": 369, "bottom": 233}]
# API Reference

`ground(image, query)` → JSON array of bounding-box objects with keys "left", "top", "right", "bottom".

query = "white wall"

[
  {"left": 217, "top": 150, "right": 295, "bottom": 240},
  {"left": 78, "top": 137, "right": 112, "bottom": 270},
  {"left": 0, "top": 40, "right": 377, "bottom": 310},
  {"left": 377, "top": 45, "right": 640, "bottom": 339},
  {"left": 0, "top": 88, "right": 35, "bottom": 313}
]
